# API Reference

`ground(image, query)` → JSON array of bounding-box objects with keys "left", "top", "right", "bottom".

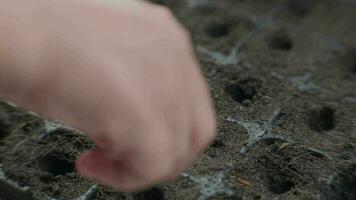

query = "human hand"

[{"left": 0, "top": 0, "right": 216, "bottom": 191}]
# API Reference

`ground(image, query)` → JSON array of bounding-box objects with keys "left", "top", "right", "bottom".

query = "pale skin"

[{"left": 0, "top": 0, "right": 216, "bottom": 192}]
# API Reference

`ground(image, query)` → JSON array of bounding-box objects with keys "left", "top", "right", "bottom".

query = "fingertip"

[{"left": 75, "top": 149, "right": 105, "bottom": 179}]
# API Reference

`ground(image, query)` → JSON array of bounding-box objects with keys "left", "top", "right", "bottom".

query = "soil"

[{"left": 0, "top": 0, "right": 356, "bottom": 199}]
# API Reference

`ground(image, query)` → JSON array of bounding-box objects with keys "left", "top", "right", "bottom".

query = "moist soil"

[{"left": 1, "top": 0, "right": 356, "bottom": 199}]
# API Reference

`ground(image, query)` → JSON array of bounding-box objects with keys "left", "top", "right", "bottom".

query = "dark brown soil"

[{"left": 1, "top": 0, "right": 356, "bottom": 199}]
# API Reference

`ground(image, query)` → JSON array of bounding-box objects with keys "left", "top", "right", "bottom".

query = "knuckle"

[
  {"left": 207, "top": 116, "right": 218, "bottom": 139},
  {"left": 155, "top": 142, "right": 176, "bottom": 177},
  {"left": 155, "top": 5, "right": 174, "bottom": 18},
  {"left": 138, "top": 134, "right": 176, "bottom": 182},
  {"left": 154, "top": 6, "right": 191, "bottom": 43},
  {"left": 204, "top": 102, "right": 218, "bottom": 139},
  {"left": 177, "top": 27, "right": 193, "bottom": 45},
  {"left": 142, "top": 154, "right": 175, "bottom": 183},
  {"left": 200, "top": 113, "right": 217, "bottom": 141},
  {"left": 193, "top": 115, "right": 217, "bottom": 152}
]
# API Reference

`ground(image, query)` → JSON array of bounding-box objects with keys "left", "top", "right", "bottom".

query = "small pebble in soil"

[
  {"left": 307, "top": 148, "right": 332, "bottom": 160},
  {"left": 44, "top": 120, "right": 75, "bottom": 138},
  {"left": 242, "top": 99, "right": 252, "bottom": 107},
  {"left": 261, "top": 96, "right": 273, "bottom": 103},
  {"left": 74, "top": 185, "right": 98, "bottom": 200},
  {"left": 309, "top": 106, "right": 336, "bottom": 132},
  {"left": 51, "top": 184, "right": 61, "bottom": 196},
  {"left": 256, "top": 92, "right": 264, "bottom": 99}
]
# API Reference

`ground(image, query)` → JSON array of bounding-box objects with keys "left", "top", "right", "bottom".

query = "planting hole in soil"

[
  {"left": 322, "top": 164, "right": 356, "bottom": 200},
  {"left": 253, "top": 142, "right": 321, "bottom": 196},
  {"left": 211, "top": 139, "right": 225, "bottom": 148},
  {"left": 37, "top": 151, "right": 74, "bottom": 176},
  {"left": 0, "top": 112, "right": 11, "bottom": 141},
  {"left": 205, "top": 22, "right": 231, "bottom": 38},
  {"left": 134, "top": 187, "right": 165, "bottom": 200},
  {"left": 309, "top": 106, "right": 336, "bottom": 132},
  {"left": 225, "top": 78, "right": 262, "bottom": 104},
  {"left": 287, "top": 0, "right": 310, "bottom": 16},
  {"left": 267, "top": 173, "right": 295, "bottom": 195},
  {"left": 0, "top": 129, "right": 10, "bottom": 141},
  {"left": 265, "top": 31, "right": 293, "bottom": 51},
  {"left": 261, "top": 153, "right": 298, "bottom": 195},
  {"left": 261, "top": 152, "right": 297, "bottom": 195}
]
